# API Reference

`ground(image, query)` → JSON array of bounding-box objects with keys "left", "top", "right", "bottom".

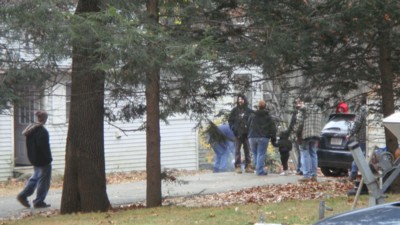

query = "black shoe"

[
  {"left": 17, "top": 194, "right": 30, "bottom": 208},
  {"left": 34, "top": 202, "right": 51, "bottom": 208}
]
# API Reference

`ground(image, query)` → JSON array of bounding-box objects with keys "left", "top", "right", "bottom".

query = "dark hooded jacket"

[
  {"left": 247, "top": 109, "right": 277, "bottom": 139},
  {"left": 228, "top": 95, "right": 253, "bottom": 137},
  {"left": 22, "top": 123, "right": 52, "bottom": 167},
  {"left": 272, "top": 130, "right": 292, "bottom": 152}
]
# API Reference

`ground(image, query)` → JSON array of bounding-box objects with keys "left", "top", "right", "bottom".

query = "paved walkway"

[{"left": 0, "top": 172, "right": 332, "bottom": 220}]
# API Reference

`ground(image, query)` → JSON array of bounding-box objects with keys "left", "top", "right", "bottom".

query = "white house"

[{"left": 0, "top": 67, "right": 268, "bottom": 182}]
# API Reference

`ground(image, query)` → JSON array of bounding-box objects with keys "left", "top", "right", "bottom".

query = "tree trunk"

[
  {"left": 378, "top": 26, "right": 400, "bottom": 193},
  {"left": 145, "top": 68, "right": 162, "bottom": 207},
  {"left": 61, "top": 0, "right": 110, "bottom": 213},
  {"left": 378, "top": 29, "right": 398, "bottom": 153},
  {"left": 145, "top": 0, "right": 162, "bottom": 208}
]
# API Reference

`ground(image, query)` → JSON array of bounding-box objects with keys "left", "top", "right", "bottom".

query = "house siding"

[
  {"left": 43, "top": 115, "right": 198, "bottom": 176},
  {"left": 39, "top": 81, "right": 198, "bottom": 176},
  {"left": 0, "top": 114, "right": 13, "bottom": 181},
  {"left": 103, "top": 117, "right": 198, "bottom": 173},
  {"left": 0, "top": 89, "right": 199, "bottom": 182},
  {"left": 0, "top": 67, "right": 268, "bottom": 181}
]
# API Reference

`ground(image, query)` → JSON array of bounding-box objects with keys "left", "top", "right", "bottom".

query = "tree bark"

[
  {"left": 145, "top": 68, "right": 162, "bottom": 207},
  {"left": 61, "top": 0, "right": 110, "bottom": 213},
  {"left": 145, "top": 0, "right": 162, "bottom": 208},
  {"left": 378, "top": 29, "right": 398, "bottom": 153}
]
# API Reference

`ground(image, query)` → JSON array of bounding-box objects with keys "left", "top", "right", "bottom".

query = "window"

[{"left": 18, "top": 85, "right": 38, "bottom": 124}]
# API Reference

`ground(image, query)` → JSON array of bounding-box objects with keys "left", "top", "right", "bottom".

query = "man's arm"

[{"left": 292, "top": 108, "right": 305, "bottom": 135}]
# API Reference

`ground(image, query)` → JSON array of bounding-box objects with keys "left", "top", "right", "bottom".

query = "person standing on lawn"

[
  {"left": 17, "top": 110, "right": 52, "bottom": 208},
  {"left": 293, "top": 96, "right": 323, "bottom": 182},
  {"left": 346, "top": 95, "right": 368, "bottom": 181},
  {"left": 228, "top": 94, "right": 253, "bottom": 173},
  {"left": 248, "top": 100, "right": 277, "bottom": 176}
]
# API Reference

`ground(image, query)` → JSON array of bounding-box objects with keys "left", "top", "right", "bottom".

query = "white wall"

[
  {"left": 45, "top": 115, "right": 199, "bottom": 176},
  {"left": 0, "top": 114, "right": 13, "bottom": 181},
  {"left": 103, "top": 116, "right": 198, "bottom": 173}
]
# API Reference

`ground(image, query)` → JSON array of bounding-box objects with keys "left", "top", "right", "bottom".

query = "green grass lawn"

[{"left": 4, "top": 195, "right": 400, "bottom": 225}]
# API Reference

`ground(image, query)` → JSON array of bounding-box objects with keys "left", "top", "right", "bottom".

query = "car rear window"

[{"left": 323, "top": 114, "right": 356, "bottom": 132}]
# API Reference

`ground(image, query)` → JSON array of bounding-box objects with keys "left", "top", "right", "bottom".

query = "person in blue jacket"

[{"left": 208, "top": 124, "right": 235, "bottom": 172}]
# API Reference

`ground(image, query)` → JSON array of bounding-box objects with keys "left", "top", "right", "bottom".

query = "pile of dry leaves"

[{"left": 162, "top": 179, "right": 353, "bottom": 207}]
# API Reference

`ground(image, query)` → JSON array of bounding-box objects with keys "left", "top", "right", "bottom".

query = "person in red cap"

[{"left": 336, "top": 99, "right": 349, "bottom": 113}]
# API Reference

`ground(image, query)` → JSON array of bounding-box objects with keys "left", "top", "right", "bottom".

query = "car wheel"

[{"left": 321, "top": 167, "right": 348, "bottom": 177}]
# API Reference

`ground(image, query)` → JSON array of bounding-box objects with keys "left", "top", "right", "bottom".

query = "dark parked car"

[
  {"left": 318, "top": 113, "right": 356, "bottom": 176},
  {"left": 314, "top": 201, "right": 400, "bottom": 225}
]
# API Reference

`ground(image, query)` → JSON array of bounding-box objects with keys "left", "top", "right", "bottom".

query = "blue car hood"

[{"left": 314, "top": 202, "right": 400, "bottom": 225}]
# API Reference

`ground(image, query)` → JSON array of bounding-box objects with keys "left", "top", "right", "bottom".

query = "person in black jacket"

[
  {"left": 272, "top": 130, "right": 292, "bottom": 176},
  {"left": 228, "top": 94, "right": 253, "bottom": 173},
  {"left": 248, "top": 100, "right": 277, "bottom": 175},
  {"left": 17, "top": 110, "right": 52, "bottom": 209}
]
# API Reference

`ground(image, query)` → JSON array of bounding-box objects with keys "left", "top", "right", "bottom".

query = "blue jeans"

[
  {"left": 212, "top": 142, "right": 234, "bottom": 172},
  {"left": 226, "top": 141, "right": 235, "bottom": 171},
  {"left": 350, "top": 143, "right": 366, "bottom": 179},
  {"left": 249, "top": 137, "right": 269, "bottom": 175},
  {"left": 300, "top": 138, "right": 318, "bottom": 178},
  {"left": 19, "top": 164, "right": 52, "bottom": 205}
]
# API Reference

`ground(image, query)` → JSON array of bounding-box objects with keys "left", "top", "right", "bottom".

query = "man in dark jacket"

[
  {"left": 17, "top": 110, "right": 52, "bottom": 208},
  {"left": 248, "top": 100, "right": 277, "bottom": 175},
  {"left": 228, "top": 94, "right": 253, "bottom": 173}
]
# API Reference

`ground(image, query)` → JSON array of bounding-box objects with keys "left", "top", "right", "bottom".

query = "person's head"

[
  {"left": 35, "top": 110, "right": 48, "bottom": 124},
  {"left": 295, "top": 97, "right": 305, "bottom": 109},
  {"left": 337, "top": 107, "right": 345, "bottom": 113},
  {"left": 236, "top": 94, "right": 247, "bottom": 107},
  {"left": 302, "top": 95, "right": 312, "bottom": 103},
  {"left": 293, "top": 98, "right": 302, "bottom": 109},
  {"left": 258, "top": 100, "right": 266, "bottom": 110}
]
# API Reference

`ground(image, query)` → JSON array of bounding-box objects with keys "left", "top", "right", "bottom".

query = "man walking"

[
  {"left": 228, "top": 94, "right": 253, "bottom": 173},
  {"left": 17, "top": 110, "right": 52, "bottom": 208},
  {"left": 293, "top": 96, "right": 323, "bottom": 182}
]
